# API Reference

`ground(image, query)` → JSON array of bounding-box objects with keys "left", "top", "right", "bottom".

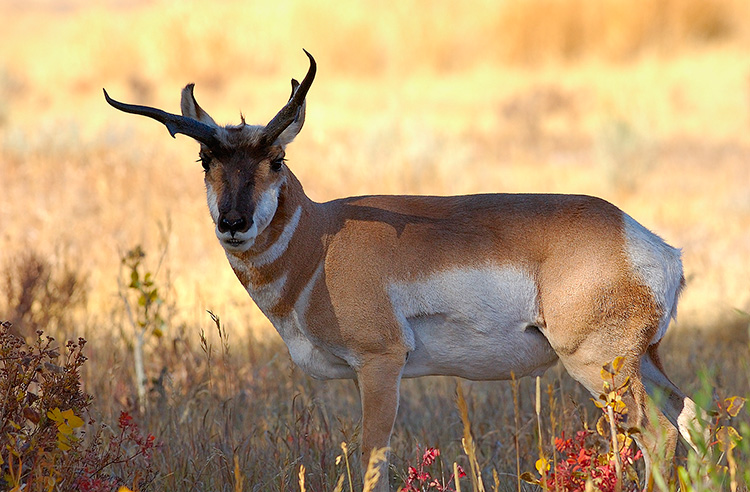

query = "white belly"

[{"left": 389, "top": 266, "right": 558, "bottom": 380}]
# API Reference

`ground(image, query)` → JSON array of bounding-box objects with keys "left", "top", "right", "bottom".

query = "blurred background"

[
  {"left": 1, "top": 1, "right": 749, "bottom": 488},
  {"left": 1, "top": 0, "right": 749, "bottom": 342}
]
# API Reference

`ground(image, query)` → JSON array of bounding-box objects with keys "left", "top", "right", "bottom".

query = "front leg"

[{"left": 357, "top": 352, "right": 406, "bottom": 492}]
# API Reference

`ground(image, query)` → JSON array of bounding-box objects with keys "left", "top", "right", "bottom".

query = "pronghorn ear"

[
  {"left": 180, "top": 83, "right": 218, "bottom": 127},
  {"left": 275, "top": 79, "right": 306, "bottom": 147}
]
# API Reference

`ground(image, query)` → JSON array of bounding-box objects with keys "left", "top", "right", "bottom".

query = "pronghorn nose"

[{"left": 219, "top": 212, "right": 249, "bottom": 235}]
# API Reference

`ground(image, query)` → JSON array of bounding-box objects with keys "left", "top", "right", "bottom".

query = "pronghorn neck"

[
  {"left": 224, "top": 169, "right": 323, "bottom": 318},
  {"left": 244, "top": 170, "right": 309, "bottom": 263}
]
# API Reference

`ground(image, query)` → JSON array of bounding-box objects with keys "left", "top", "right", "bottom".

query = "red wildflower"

[
  {"left": 118, "top": 411, "right": 133, "bottom": 429},
  {"left": 400, "top": 446, "right": 462, "bottom": 492}
]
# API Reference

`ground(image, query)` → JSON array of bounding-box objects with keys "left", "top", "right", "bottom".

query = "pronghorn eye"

[
  {"left": 198, "top": 154, "right": 212, "bottom": 172},
  {"left": 270, "top": 157, "right": 285, "bottom": 172}
]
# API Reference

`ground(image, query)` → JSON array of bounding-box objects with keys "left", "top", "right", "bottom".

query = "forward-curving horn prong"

[
  {"left": 263, "top": 49, "right": 316, "bottom": 145},
  {"left": 103, "top": 88, "right": 220, "bottom": 149}
]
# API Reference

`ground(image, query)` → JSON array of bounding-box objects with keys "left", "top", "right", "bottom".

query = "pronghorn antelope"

[{"left": 105, "top": 50, "right": 704, "bottom": 489}]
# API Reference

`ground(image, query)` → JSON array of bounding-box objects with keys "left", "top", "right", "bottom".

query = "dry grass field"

[{"left": 1, "top": 0, "right": 749, "bottom": 490}]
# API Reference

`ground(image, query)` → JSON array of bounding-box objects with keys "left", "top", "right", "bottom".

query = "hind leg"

[
  {"left": 540, "top": 271, "right": 705, "bottom": 487},
  {"left": 641, "top": 344, "right": 709, "bottom": 455},
  {"left": 553, "top": 339, "right": 679, "bottom": 487},
  {"left": 630, "top": 371, "right": 680, "bottom": 488}
]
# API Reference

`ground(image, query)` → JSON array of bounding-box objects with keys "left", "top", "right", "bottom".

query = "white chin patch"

[
  {"left": 217, "top": 225, "right": 257, "bottom": 253},
  {"left": 215, "top": 179, "right": 283, "bottom": 254}
]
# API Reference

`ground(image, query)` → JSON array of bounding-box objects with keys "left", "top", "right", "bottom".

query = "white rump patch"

[{"left": 622, "top": 214, "right": 684, "bottom": 343}]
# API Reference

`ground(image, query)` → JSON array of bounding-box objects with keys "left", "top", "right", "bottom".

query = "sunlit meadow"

[{"left": 1, "top": 0, "right": 749, "bottom": 490}]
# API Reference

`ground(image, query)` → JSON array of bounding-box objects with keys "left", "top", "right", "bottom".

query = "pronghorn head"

[{"left": 105, "top": 50, "right": 316, "bottom": 253}]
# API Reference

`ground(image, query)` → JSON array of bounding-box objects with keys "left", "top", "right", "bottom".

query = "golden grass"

[{"left": 2, "top": 0, "right": 750, "bottom": 338}]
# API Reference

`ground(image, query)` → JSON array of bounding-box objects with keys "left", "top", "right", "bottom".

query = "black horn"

[
  {"left": 103, "top": 89, "right": 220, "bottom": 149},
  {"left": 263, "top": 49, "right": 316, "bottom": 144}
]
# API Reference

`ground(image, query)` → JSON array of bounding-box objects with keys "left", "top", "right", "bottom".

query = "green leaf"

[
  {"left": 616, "top": 375, "right": 631, "bottom": 392},
  {"left": 47, "top": 408, "right": 63, "bottom": 423},
  {"left": 677, "top": 466, "right": 690, "bottom": 491},
  {"left": 57, "top": 436, "right": 72, "bottom": 451},
  {"left": 612, "top": 356, "right": 625, "bottom": 374},
  {"left": 625, "top": 426, "right": 641, "bottom": 436},
  {"left": 625, "top": 464, "right": 639, "bottom": 482},
  {"left": 717, "top": 426, "right": 742, "bottom": 452},
  {"left": 129, "top": 269, "right": 139, "bottom": 288},
  {"left": 725, "top": 396, "right": 746, "bottom": 418},
  {"left": 596, "top": 415, "right": 609, "bottom": 437},
  {"left": 520, "top": 472, "right": 541, "bottom": 485}
]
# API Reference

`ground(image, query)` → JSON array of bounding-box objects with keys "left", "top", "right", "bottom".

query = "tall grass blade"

[
  {"left": 362, "top": 447, "right": 389, "bottom": 492},
  {"left": 536, "top": 376, "right": 549, "bottom": 492},
  {"left": 456, "top": 382, "right": 486, "bottom": 492},
  {"left": 234, "top": 454, "right": 244, "bottom": 492},
  {"left": 298, "top": 463, "right": 306, "bottom": 492},
  {"left": 511, "top": 373, "right": 521, "bottom": 492}
]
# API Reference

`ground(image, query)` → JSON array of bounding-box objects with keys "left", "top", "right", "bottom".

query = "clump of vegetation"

[
  {"left": 521, "top": 357, "right": 643, "bottom": 491},
  {"left": 119, "top": 245, "right": 167, "bottom": 414},
  {"left": 0, "top": 322, "right": 157, "bottom": 491},
  {"left": 3, "top": 250, "right": 86, "bottom": 339},
  {"left": 517, "top": 356, "right": 748, "bottom": 492},
  {"left": 398, "top": 447, "right": 465, "bottom": 492}
]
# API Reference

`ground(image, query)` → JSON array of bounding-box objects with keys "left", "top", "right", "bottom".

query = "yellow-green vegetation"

[{"left": 1, "top": 0, "right": 749, "bottom": 490}]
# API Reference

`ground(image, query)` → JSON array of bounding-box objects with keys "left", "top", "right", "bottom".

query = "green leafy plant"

[
  {"left": 119, "top": 246, "right": 166, "bottom": 413},
  {"left": 658, "top": 392, "right": 748, "bottom": 492},
  {"left": 0, "top": 321, "right": 158, "bottom": 491},
  {"left": 522, "top": 356, "right": 643, "bottom": 492}
]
